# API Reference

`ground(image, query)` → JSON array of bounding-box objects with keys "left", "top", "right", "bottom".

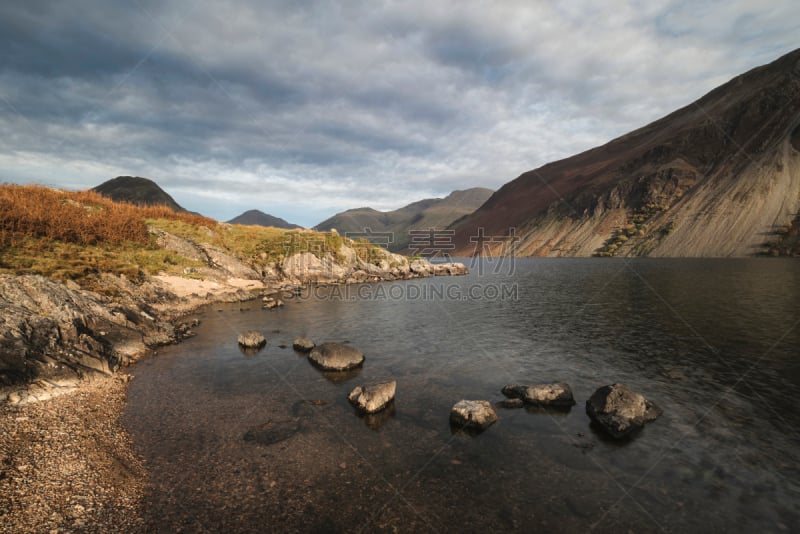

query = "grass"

[
  {"left": 0, "top": 184, "right": 214, "bottom": 248},
  {"left": 0, "top": 183, "right": 388, "bottom": 284}
]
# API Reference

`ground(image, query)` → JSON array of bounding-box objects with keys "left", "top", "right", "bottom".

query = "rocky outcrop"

[
  {"left": 308, "top": 343, "right": 365, "bottom": 371},
  {"left": 449, "top": 400, "right": 498, "bottom": 431},
  {"left": 281, "top": 252, "right": 348, "bottom": 284},
  {"left": 150, "top": 227, "right": 261, "bottom": 280},
  {"left": 237, "top": 331, "right": 266, "bottom": 349},
  {"left": 432, "top": 262, "right": 469, "bottom": 276},
  {"left": 502, "top": 383, "right": 576, "bottom": 407},
  {"left": 586, "top": 383, "right": 662, "bottom": 439},
  {"left": 348, "top": 381, "right": 396, "bottom": 414},
  {"left": 281, "top": 243, "right": 467, "bottom": 285},
  {"left": 292, "top": 337, "right": 315, "bottom": 352},
  {"left": 0, "top": 275, "right": 176, "bottom": 404}
]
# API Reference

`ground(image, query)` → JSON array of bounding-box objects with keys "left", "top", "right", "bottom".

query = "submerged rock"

[
  {"left": 585, "top": 383, "right": 662, "bottom": 439},
  {"left": 292, "top": 336, "right": 315, "bottom": 352},
  {"left": 450, "top": 400, "right": 498, "bottom": 431},
  {"left": 243, "top": 418, "right": 300, "bottom": 445},
  {"left": 308, "top": 342, "right": 364, "bottom": 371},
  {"left": 502, "top": 383, "right": 576, "bottom": 407},
  {"left": 496, "top": 398, "right": 524, "bottom": 409},
  {"left": 237, "top": 331, "right": 266, "bottom": 349},
  {"left": 348, "top": 381, "right": 396, "bottom": 414}
]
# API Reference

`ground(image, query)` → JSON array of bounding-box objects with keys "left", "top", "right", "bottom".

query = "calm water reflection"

[{"left": 125, "top": 259, "right": 800, "bottom": 532}]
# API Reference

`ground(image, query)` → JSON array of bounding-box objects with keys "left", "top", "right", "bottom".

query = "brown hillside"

[{"left": 453, "top": 48, "right": 800, "bottom": 257}]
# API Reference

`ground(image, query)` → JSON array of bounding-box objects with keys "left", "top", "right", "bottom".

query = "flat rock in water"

[
  {"left": 585, "top": 383, "right": 662, "bottom": 439},
  {"left": 348, "top": 381, "right": 396, "bottom": 414},
  {"left": 242, "top": 418, "right": 300, "bottom": 445},
  {"left": 237, "top": 331, "right": 266, "bottom": 348},
  {"left": 502, "top": 383, "right": 576, "bottom": 407},
  {"left": 450, "top": 400, "right": 498, "bottom": 431},
  {"left": 308, "top": 342, "right": 364, "bottom": 371},
  {"left": 293, "top": 336, "right": 315, "bottom": 352}
]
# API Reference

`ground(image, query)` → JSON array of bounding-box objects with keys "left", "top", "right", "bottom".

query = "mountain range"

[
  {"left": 452, "top": 48, "right": 800, "bottom": 257},
  {"left": 314, "top": 188, "right": 493, "bottom": 252}
]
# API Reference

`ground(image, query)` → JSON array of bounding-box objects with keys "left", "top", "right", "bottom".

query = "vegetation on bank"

[{"left": 0, "top": 184, "right": 377, "bottom": 284}]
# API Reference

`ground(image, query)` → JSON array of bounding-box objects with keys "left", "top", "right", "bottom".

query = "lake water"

[{"left": 124, "top": 258, "right": 800, "bottom": 532}]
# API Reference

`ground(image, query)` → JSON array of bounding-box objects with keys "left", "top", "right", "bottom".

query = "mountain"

[
  {"left": 315, "top": 188, "right": 494, "bottom": 252},
  {"left": 452, "top": 48, "right": 800, "bottom": 257},
  {"left": 93, "top": 176, "right": 186, "bottom": 212},
  {"left": 227, "top": 210, "right": 303, "bottom": 229}
]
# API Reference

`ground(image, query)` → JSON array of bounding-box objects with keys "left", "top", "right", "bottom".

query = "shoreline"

[
  {"left": 0, "top": 259, "right": 467, "bottom": 532},
  {"left": 0, "top": 277, "right": 269, "bottom": 533}
]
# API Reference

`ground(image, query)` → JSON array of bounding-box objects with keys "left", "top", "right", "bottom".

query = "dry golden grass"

[
  {"left": 0, "top": 184, "right": 214, "bottom": 247},
  {"left": 0, "top": 184, "right": 387, "bottom": 283},
  {"left": 0, "top": 184, "right": 215, "bottom": 281}
]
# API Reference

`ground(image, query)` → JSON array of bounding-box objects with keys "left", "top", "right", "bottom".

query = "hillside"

[
  {"left": 227, "top": 209, "right": 302, "bottom": 229},
  {"left": 0, "top": 183, "right": 466, "bottom": 402},
  {"left": 93, "top": 176, "right": 186, "bottom": 212},
  {"left": 315, "top": 188, "right": 493, "bottom": 252},
  {"left": 452, "top": 48, "right": 800, "bottom": 257}
]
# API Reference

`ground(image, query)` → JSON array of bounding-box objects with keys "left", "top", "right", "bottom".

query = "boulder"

[
  {"left": 308, "top": 342, "right": 364, "bottom": 371},
  {"left": 585, "top": 383, "right": 662, "bottom": 439},
  {"left": 292, "top": 336, "right": 315, "bottom": 352},
  {"left": 450, "top": 400, "right": 498, "bottom": 431},
  {"left": 237, "top": 331, "right": 266, "bottom": 349},
  {"left": 502, "top": 383, "right": 576, "bottom": 407},
  {"left": 348, "top": 380, "right": 396, "bottom": 414}
]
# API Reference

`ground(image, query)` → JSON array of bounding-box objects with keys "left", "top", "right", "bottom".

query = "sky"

[{"left": 0, "top": 1, "right": 797, "bottom": 227}]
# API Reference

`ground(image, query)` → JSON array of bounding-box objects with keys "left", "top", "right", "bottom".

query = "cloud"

[{"left": 0, "top": 0, "right": 797, "bottom": 227}]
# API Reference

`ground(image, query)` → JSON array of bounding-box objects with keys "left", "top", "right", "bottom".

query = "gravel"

[{"left": 0, "top": 376, "right": 146, "bottom": 533}]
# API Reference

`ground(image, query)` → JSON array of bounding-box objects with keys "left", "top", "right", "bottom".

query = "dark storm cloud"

[{"left": 0, "top": 0, "right": 797, "bottom": 226}]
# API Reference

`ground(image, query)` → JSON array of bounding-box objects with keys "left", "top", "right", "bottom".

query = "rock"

[
  {"left": 199, "top": 243, "right": 261, "bottom": 280},
  {"left": 496, "top": 398, "right": 524, "bottom": 409},
  {"left": 262, "top": 296, "right": 285, "bottom": 309},
  {"left": 0, "top": 275, "right": 174, "bottom": 400},
  {"left": 237, "top": 331, "right": 266, "bottom": 348},
  {"left": 243, "top": 418, "right": 300, "bottom": 445},
  {"left": 585, "top": 383, "right": 662, "bottom": 439},
  {"left": 348, "top": 381, "right": 396, "bottom": 414},
  {"left": 501, "top": 383, "right": 576, "bottom": 407},
  {"left": 308, "top": 342, "right": 364, "bottom": 371},
  {"left": 450, "top": 400, "right": 498, "bottom": 431},
  {"left": 292, "top": 337, "right": 315, "bottom": 352},
  {"left": 432, "top": 262, "right": 468, "bottom": 276},
  {"left": 281, "top": 252, "right": 347, "bottom": 283},
  {"left": 409, "top": 260, "right": 432, "bottom": 276}
]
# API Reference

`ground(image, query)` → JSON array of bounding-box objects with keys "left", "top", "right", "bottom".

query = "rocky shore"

[
  {"left": 0, "top": 243, "right": 466, "bottom": 532},
  {"left": 0, "top": 376, "right": 146, "bottom": 534}
]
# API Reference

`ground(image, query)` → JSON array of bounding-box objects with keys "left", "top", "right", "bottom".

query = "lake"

[{"left": 124, "top": 258, "right": 800, "bottom": 532}]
